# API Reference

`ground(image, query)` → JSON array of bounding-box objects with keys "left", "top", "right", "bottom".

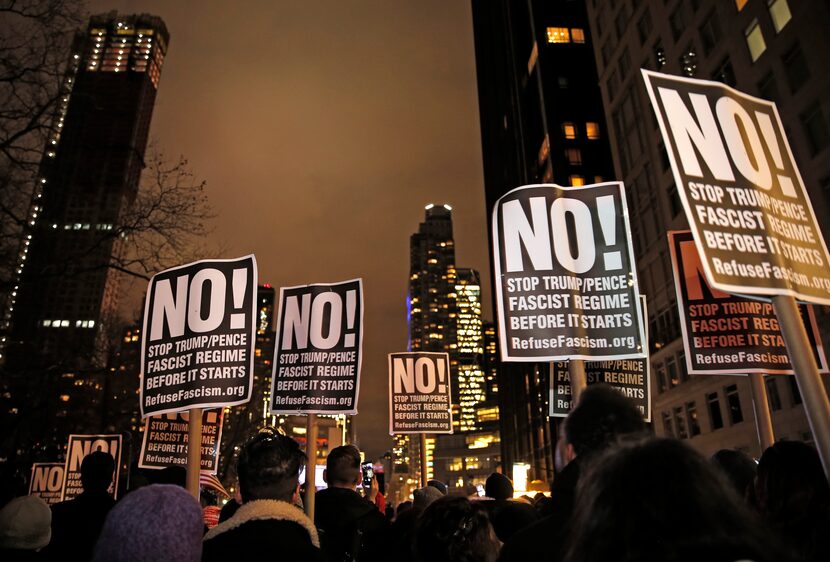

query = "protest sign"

[
  {"left": 61, "top": 434, "right": 122, "bottom": 501},
  {"left": 388, "top": 352, "right": 453, "bottom": 434},
  {"left": 139, "top": 410, "right": 224, "bottom": 473},
  {"left": 492, "top": 182, "right": 646, "bottom": 361},
  {"left": 28, "top": 463, "right": 64, "bottom": 505},
  {"left": 549, "top": 296, "right": 651, "bottom": 420},
  {"left": 270, "top": 279, "right": 363, "bottom": 414},
  {"left": 668, "top": 230, "right": 827, "bottom": 375},
  {"left": 642, "top": 70, "right": 830, "bottom": 305},
  {"left": 140, "top": 255, "right": 257, "bottom": 417}
]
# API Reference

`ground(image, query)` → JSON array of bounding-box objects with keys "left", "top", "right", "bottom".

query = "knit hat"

[
  {"left": 413, "top": 485, "right": 443, "bottom": 511},
  {"left": 0, "top": 495, "right": 51, "bottom": 550},
  {"left": 485, "top": 472, "right": 513, "bottom": 501},
  {"left": 92, "top": 484, "right": 203, "bottom": 562}
]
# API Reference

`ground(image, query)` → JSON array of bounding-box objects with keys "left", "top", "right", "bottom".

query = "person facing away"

[
  {"left": 564, "top": 437, "right": 790, "bottom": 562},
  {"left": 46, "top": 451, "right": 116, "bottom": 561},
  {"left": 754, "top": 440, "right": 830, "bottom": 562},
  {"left": 314, "top": 444, "right": 389, "bottom": 562},
  {"left": 498, "top": 384, "right": 647, "bottom": 562},
  {"left": 482, "top": 472, "right": 537, "bottom": 543},
  {"left": 0, "top": 495, "right": 51, "bottom": 561},
  {"left": 413, "top": 496, "right": 501, "bottom": 562},
  {"left": 202, "top": 429, "right": 322, "bottom": 561}
]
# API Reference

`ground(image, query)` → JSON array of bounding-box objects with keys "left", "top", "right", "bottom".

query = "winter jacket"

[
  {"left": 46, "top": 490, "right": 115, "bottom": 561},
  {"left": 202, "top": 499, "right": 323, "bottom": 562},
  {"left": 314, "top": 487, "right": 389, "bottom": 562}
]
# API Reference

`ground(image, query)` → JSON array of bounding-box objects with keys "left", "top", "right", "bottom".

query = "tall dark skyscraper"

[
  {"left": 472, "top": 0, "right": 616, "bottom": 479},
  {"left": 1, "top": 13, "right": 169, "bottom": 456}
]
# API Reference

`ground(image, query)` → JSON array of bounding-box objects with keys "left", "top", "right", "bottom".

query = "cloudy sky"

[{"left": 94, "top": 0, "right": 492, "bottom": 458}]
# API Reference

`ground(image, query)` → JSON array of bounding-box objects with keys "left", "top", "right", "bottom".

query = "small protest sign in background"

[
  {"left": 29, "top": 463, "right": 64, "bottom": 505},
  {"left": 139, "top": 410, "right": 224, "bottom": 473},
  {"left": 61, "top": 434, "right": 122, "bottom": 501},
  {"left": 669, "top": 230, "right": 827, "bottom": 375},
  {"left": 643, "top": 70, "right": 830, "bottom": 305},
  {"left": 270, "top": 279, "right": 363, "bottom": 414},
  {"left": 140, "top": 255, "right": 257, "bottom": 417},
  {"left": 550, "top": 296, "right": 651, "bottom": 420},
  {"left": 492, "top": 182, "right": 646, "bottom": 361},
  {"left": 389, "top": 352, "right": 453, "bottom": 434}
]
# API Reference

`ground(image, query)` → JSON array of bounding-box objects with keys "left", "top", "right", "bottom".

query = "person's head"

[
  {"left": 427, "top": 479, "right": 448, "bottom": 495},
  {"left": 755, "top": 440, "right": 830, "bottom": 523},
  {"left": 0, "top": 495, "right": 51, "bottom": 551},
  {"left": 324, "top": 445, "right": 361, "bottom": 489},
  {"left": 711, "top": 449, "right": 756, "bottom": 500},
  {"left": 484, "top": 472, "right": 513, "bottom": 501},
  {"left": 92, "top": 484, "right": 203, "bottom": 562},
  {"left": 414, "top": 496, "right": 500, "bottom": 562},
  {"left": 563, "top": 384, "right": 646, "bottom": 459},
  {"left": 564, "top": 438, "right": 784, "bottom": 562},
  {"left": 413, "top": 486, "right": 443, "bottom": 512},
  {"left": 237, "top": 430, "right": 305, "bottom": 503},
  {"left": 81, "top": 451, "right": 115, "bottom": 493}
]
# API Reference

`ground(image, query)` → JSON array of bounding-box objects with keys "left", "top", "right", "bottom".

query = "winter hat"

[
  {"left": 92, "top": 484, "right": 203, "bottom": 562},
  {"left": 485, "top": 472, "right": 513, "bottom": 501},
  {"left": 427, "top": 479, "right": 447, "bottom": 495},
  {"left": 0, "top": 495, "right": 51, "bottom": 550},
  {"left": 413, "top": 485, "right": 443, "bottom": 511}
]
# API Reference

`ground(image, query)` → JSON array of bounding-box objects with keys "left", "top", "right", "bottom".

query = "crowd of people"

[{"left": 1, "top": 384, "right": 829, "bottom": 561}]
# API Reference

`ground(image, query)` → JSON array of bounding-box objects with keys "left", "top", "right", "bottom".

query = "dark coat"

[
  {"left": 497, "top": 457, "right": 582, "bottom": 562},
  {"left": 202, "top": 499, "right": 323, "bottom": 562},
  {"left": 46, "top": 490, "right": 115, "bottom": 561},
  {"left": 314, "top": 487, "right": 389, "bottom": 562}
]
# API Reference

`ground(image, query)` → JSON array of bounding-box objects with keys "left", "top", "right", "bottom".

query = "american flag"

[{"left": 199, "top": 472, "right": 229, "bottom": 497}]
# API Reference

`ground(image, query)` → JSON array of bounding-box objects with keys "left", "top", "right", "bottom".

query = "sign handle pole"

[
  {"left": 748, "top": 373, "right": 775, "bottom": 451},
  {"left": 419, "top": 433, "right": 428, "bottom": 487},
  {"left": 186, "top": 407, "right": 203, "bottom": 499},
  {"left": 304, "top": 414, "right": 319, "bottom": 520},
  {"left": 569, "top": 360, "right": 588, "bottom": 405},
  {"left": 772, "top": 295, "right": 830, "bottom": 479}
]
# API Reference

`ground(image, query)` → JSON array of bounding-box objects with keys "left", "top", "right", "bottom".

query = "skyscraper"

[
  {"left": 1, "top": 13, "right": 169, "bottom": 456},
  {"left": 472, "top": 0, "right": 616, "bottom": 479},
  {"left": 584, "top": 0, "right": 830, "bottom": 456}
]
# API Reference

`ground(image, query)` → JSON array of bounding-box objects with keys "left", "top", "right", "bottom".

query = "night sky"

[{"left": 92, "top": 0, "right": 492, "bottom": 459}]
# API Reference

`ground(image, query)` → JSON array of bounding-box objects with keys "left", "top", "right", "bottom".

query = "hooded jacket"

[
  {"left": 314, "top": 487, "right": 389, "bottom": 562},
  {"left": 202, "top": 499, "right": 323, "bottom": 562}
]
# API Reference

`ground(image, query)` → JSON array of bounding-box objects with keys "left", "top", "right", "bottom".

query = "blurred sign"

[
  {"left": 139, "top": 410, "right": 224, "bottom": 474},
  {"left": 61, "top": 434, "right": 122, "bottom": 501},
  {"left": 29, "top": 463, "right": 64, "bottom": 505}
]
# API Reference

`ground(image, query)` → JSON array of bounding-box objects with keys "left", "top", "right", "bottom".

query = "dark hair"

[
  {"left": 237, "top": 429, "right": 305, "bottom": 503},
  {"left": 325, "top": 444, "right": 361, "bottom": 486},
  {"left": 81, "top": 451, "right": 115, "bottom": 492},
  {"left": 563, "top": 384, "right": 646, "bottom": 457},
  {"left": 414, "top": 496, "right": 499, "bottom": 562},
  {"left": 484, "top": 472, "right": 513, "bottom": 501},
  {"left": 564, "top": 438, "right": 787, "bottom": 562},
  {"left": 710, "top": 449, "right": 756, "bottom": 499}
]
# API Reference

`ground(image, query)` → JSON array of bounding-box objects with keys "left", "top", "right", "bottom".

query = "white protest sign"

[
  {"left": 139, "top": 410, "right": 224, "bottom": 473},
  {"left": 492, "top": 182, "right": 646, "bottom": 361},
  {"left": 61, "top": 434, "right": 122, "bottom": 501},
  {"left": 388, "top": 352, "right": 453, "bottom": 434},
  {"left": 140, "top": 255, "right": 257, "bottom": 417},
  {"left": 270, "top": 279, "right": 363, "bottom": 415},
  {"left": 29, "top": 463, "right": 64, "bottom": 505},
  {"left": 642, "top": 70, "right": 830, "bottom": 305}
]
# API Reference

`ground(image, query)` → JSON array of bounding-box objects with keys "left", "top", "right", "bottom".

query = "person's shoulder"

[{"left": 497, "top": 514, "right": 559, "bottom": 562}]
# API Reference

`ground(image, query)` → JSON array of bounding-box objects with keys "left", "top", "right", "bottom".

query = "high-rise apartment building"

[
  {"left": 0, "top": 13, "right": 169, "bottom": 457},
  {"left": 472, "top": 0, "right": 616, "bottom": 479},
  {"left": 584, "top": 0, "right": 830, "bottom": 457}
]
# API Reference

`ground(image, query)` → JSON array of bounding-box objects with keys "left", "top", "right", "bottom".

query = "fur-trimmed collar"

[{"left": 203, "top": 499, "right": 320, "bottom": 547}]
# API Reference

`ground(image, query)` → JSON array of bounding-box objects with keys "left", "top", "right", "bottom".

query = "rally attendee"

[
  {"left": 498, "top": 384, "right": 647, "bottom": 562},
  {"left": 202, "top": 429, "right": 322, "bottom": 560},
  {"left": 414, "top": 496, "right": 500, "bottom": 562},
  {"left": 47, "top": 451, "right": 116, "bottom": 560},
  {"left": 315, "top": 444, "right": 389, "bottom": 561},
  {"left": 482, "top": 472, "right": 537, "bottom": 543},
  {"left": 92, "top": 484, "right": 203, "bottom": 562},
  {"left": 0, "top": 495, "right": 51, "bottom": 560},
  {"left": 710, "top": 448, "right": 757, "bottom": 501},
  {"left": 755, "top": 440, "right": 830, "bottom": 562},
  {"left": 564, "top": 437, "right": 788, "bottom": 562}
]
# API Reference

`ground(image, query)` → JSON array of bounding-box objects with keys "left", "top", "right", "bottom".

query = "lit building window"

[
  {"left": 768, "top": 0, "right": 791, "bottom": 32},
  {"left": 570, "top": 28, "right": 585, "bottom": 44},
  {"left": 736, "top": 0, "right": 749, "bottom": 10},
  {"left": 569, "top": 175, "right": 585, "bottom": 187},
  {"left": 586, "top": 122, "right": 600, "bottom": 139},
  {"left": 594, "top": 175, "right": 604, "bottom": 183},
  {"left": 679, "top": 48, "right": 698, "bottom": 77},
  {"left": 538, "top": 135, "right": 550, "bottom": 165},
  {"left": 546, "top": 27, "right": 570, "bottom": 43},
  {"left": 565, "top": 148, "right": 582, "bottom": 165},
  {"left": 562, "top": 122, "right": 577, "bottom": 139},
  {"left": 745, "top": 19, "right": 766, "bottom": 62}
]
